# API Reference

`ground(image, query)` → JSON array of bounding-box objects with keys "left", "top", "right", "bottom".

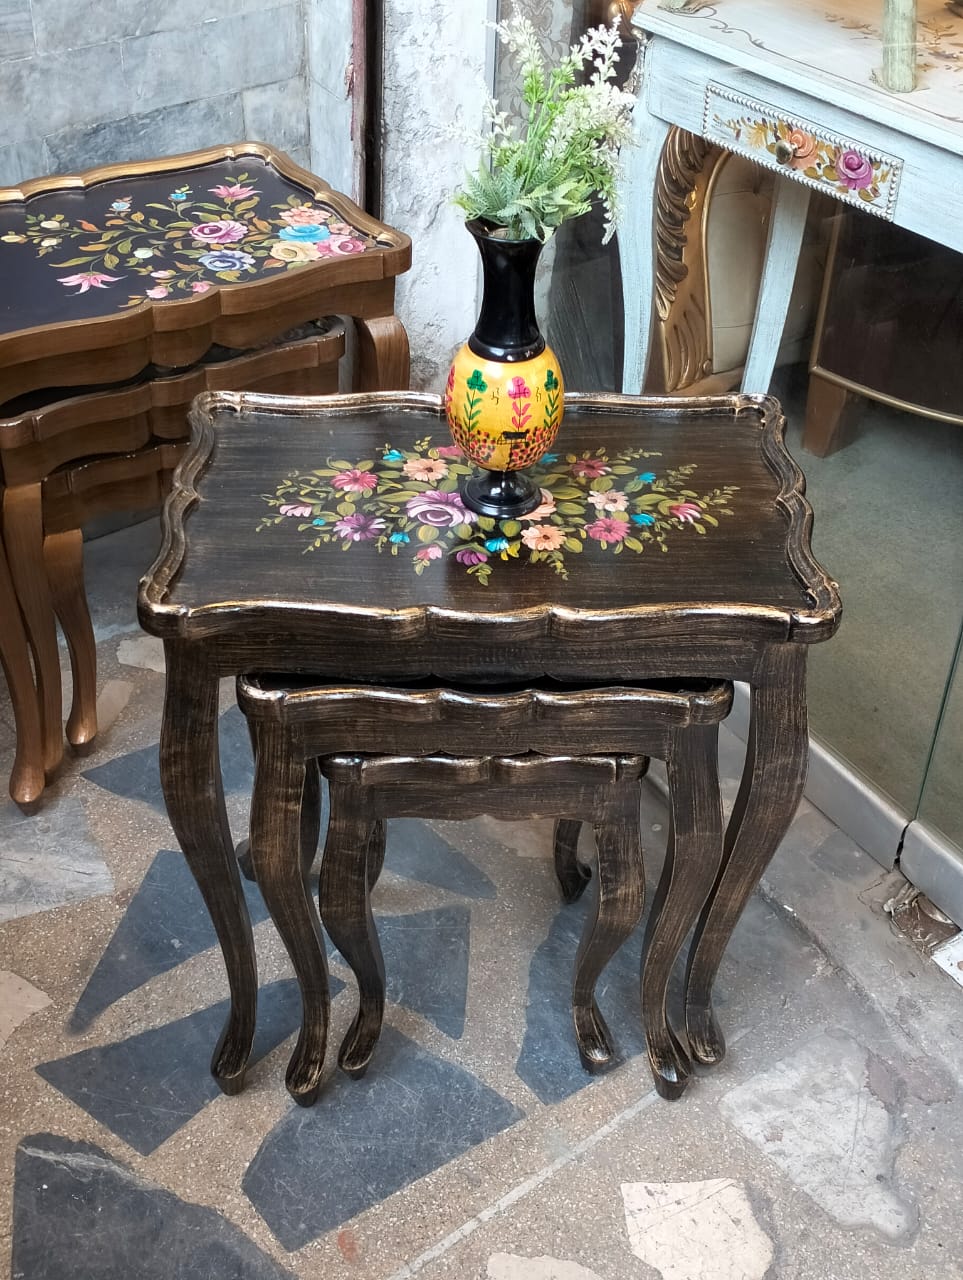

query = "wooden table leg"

[
  {"left": 572, "top": 789, "right": 646, "bottom": 1073},
  {"left": 685, "top": 645, "right": 809, "bottom": 1066},
  {"left": 554, "top": 818, "right": 593, "bottom": 903},
  {"left": 356, "top": 315, "right": 410, "bottom": 391},
  {"left": 2, "top": 483, "right": 63, "bottom": 777},
  {"left": 250, "top": 724, "right": 329, "bottom": 1106},
  {"left": 43, "top": 528, "right": 98, "bottom": 753},
  {"left": 160, "top": 641, "right": 257, "bottom": 1094},
  {"left": 0, "top": 532, "right": 45, "bottom": 809},
  {"left": 641, "top": 724, "right": 724, "bottom": 1100},
  {"left": 318, "top": 781, "right": 386, "bottom": 1080}
]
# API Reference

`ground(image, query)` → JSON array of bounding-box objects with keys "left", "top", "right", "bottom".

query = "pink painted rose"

[
  {"left": 415, "top": 544, "right": 443, "bottom": 562},
  {"left": 331, "top": 468, "right": 378, "bottom": 494},
  {"left": 403, "top": 457, "right": 449, "bottom": 483},
  {"left": 191, "top": 219, "right": 248, "bottom": 244},
  {"left": 787, "top": 129, "right": 817, "bottom": 169},
  {"left": 57, "top": 271, "right": 123, "bottom": 293},
  {"left": 328, "top": 220, "right": 354, "bottom": 235},
  {"left": 329, "top": 235, "right": 366, "bottom": 255},
  {"left": 521, "top": 525, "right": 565, "bottom": 551},
  {"left": 670, "top": 502, "right": 702, "bottom": 524},
  {"left": 406, "top": 490, "right": 473, "bottom": 528},
  {"left": 435, "top": 444, "right": 463, "bottom": 458},
  {"left": 146, "top": 285, "right": 170, "bottom": 299},
  {"left": 191, "top": 281, "right": 212, "bottom": 293},
  {"left": 836, "top": 149, "right": 874, "bottom": 191},
  {"left": 208, "top": 184, "right": 258, "bottom": 200},
  {"left": 279, "top": 503, "right": 313, "bottom": 517},
  {"left": 586, "top": 517, "right": 630, "bottom": 544},
  {"left": 150, "top": 270, "right": 175, "bottom": 279}
]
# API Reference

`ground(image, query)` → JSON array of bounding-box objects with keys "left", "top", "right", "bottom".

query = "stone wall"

[{"left": 0, "top": 0, "right": 309, "bottom": 186}]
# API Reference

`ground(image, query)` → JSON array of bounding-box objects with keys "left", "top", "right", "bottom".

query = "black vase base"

[{"left": 462, "top": 469, "right": 540, "bottom": 519}]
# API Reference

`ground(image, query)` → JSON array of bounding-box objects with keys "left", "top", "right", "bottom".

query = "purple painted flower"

[
  {"left": 332, "top": 513, "right": 386, "bottom": 541},
  {"left": 198, "top": 249, "right": 256, "bottom": 271},
  {"left": 405, "top": 490, "right": 474, "bottom": 528},
  {"left": 455, "top": 547, "right": 489, "bottom": 566},
  {"left": 191, "top": 219, "right": 248, "bottom": 244},
  {"left": 836, "top": 150, "right": 874, "bottom": 191}
]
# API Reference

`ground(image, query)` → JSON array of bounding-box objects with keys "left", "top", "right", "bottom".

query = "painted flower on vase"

[
  {"left": 57, "top": 270, "right": 123, "bottom": 293},
  {"left": 836, "top": 149, "right": 874, "bottom": 191},
  {"left": 190, "top": 219, "right": 249, "bottom": 244}
]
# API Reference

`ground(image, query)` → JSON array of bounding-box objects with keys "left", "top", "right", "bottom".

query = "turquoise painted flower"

[
  {"left": 383, "top": 449, "right": 405, "bottom": 462},
  {"left": 638, "top": 471, "right": 656, "bottom": 484},
  {"left": 485, "top": 536, "right": 510, "bottom": 553},
  {"left": 389, "top": 531, "right": 410, "bottom": 543},
  {"left": 631, "top": 512, "right": 655, "bottom": 526},
  {"left": 312, "top": 517, "right": 326, "bottom": 527},
  {"left": 278, "top": 224, "right": 331, "bottom": 243}
]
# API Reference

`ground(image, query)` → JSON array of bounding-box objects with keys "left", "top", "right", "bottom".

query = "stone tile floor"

[{"left": 1, "top": 517, "right": 962, "bottom": 1279}]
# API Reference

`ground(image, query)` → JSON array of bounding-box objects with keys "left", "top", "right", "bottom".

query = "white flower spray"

[{"left": 453, "top": 16, "right": 636, "bottom": 243}]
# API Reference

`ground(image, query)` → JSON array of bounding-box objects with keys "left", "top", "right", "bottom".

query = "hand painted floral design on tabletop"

[
  {"left": 257, "top": 438, "right": 738, "bottom": 586},
  {"left": 0, "top": 172, "right": 377, "bottom": 310},
  {"left": 713, "top": 113, "right": 892, "bottom": 206}
]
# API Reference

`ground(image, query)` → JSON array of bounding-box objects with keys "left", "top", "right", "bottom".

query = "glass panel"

[{"left": 917, "top": 624, "right": 963, "bottom": 849}]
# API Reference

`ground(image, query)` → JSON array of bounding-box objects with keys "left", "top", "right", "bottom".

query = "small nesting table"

[
  {"left": 138, "top": 388, "right": 841, "bottom": 1097},
  {"left": 0, "top": 142, "right": 411, "bottom": 805}
]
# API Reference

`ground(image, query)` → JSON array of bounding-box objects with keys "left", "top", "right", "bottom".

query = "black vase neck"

[{"left": 466, "top": 219, "right": 545, "bottom": 363}]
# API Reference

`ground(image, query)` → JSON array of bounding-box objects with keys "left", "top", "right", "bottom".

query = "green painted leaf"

[
  {"left": 623, "top": 537, "right": 645, "bottom": 552},
  {"left": 563, "top": 538, "right": 582, "bottom": 553},
  {"left": 500, "top": 520, "right": 521, "bottom": 537},
  {"left": 103, "top": 252, "right": 119, "bottom": 268},
  {"left": 417, "top": 524, "right": 439, "bottom": 543}
]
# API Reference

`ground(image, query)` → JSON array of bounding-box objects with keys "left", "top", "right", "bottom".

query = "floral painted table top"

[
  {"left": 0, "top": 148, "right": 407, "bottom": 337},
  {"left": 257, "top": 435, "right": 738, "bottom": 586}
]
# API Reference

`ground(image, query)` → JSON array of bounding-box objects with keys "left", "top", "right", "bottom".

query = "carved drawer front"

[{"left": 703, "top": 85, "right": 902, "bottom": 219}]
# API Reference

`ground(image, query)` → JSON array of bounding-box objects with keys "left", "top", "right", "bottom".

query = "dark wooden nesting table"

[
  {"left": 138, "top": 389, "right": 840, "bottom": 1096},
  {"left": 0, "top": 142, "right": 411, "bottom": 806}
]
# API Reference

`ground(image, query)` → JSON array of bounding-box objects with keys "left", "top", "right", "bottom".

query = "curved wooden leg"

[
  {"left": 572, "top": 792, "right": 646, "bottom": 1072},
  {"left": 3, "top": 483, "right": 63, "bottom": 777},
  {"left": 250, "top": 725, "right": 329, "bottom": 1106},
  {"left": 0, "top": 532, "right": 45, "bottom": 809},
  {"left": 554, "top": 818, "right": 592, "bottom": 903},
  {"left": 356, "top": 314, "right": 410, "bottom": 391},
  {"left": 319, "top": 782, "right": 385, "bottom": 1078},
  {"left": 686, "top": 646, "right": 808, "bottom": 1066},
  {"left": 366, "top": 817, "right": 388, "bottom": 889},
  {"left": 160, "top": 642, "right": 257, "bottom": 1094},
  {"left": 642, "top": 725, "right": 724, "bottom": 1100},
  {"left": 43, "top": 528, "right": 98, "bottom": 754},
  {"left": 238, "top": 756, "right": 322, "bottom": 883}
]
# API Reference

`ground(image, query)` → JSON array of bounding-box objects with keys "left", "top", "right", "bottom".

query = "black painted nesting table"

[{"left": 138, "top": 389, "right": 841, "bottom": 1096}]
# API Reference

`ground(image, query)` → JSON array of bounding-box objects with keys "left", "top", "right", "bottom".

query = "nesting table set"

[
  {"left": 0, "top": 142, "right": 410, "bottom": 808},
  {"left": 138, "top": 388, "right": 840, "bottom": 1102}
]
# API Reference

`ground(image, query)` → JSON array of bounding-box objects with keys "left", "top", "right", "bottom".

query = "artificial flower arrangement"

[{"left": 452, "top": 15, "right": 636, "bottom": 243}]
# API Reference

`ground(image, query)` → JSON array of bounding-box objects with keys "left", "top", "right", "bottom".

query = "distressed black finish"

[{"left": 137, "top": 390, "right": 840, "bottom": 1097}]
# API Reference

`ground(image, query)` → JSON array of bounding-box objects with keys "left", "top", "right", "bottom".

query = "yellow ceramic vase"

[{"left": 444, "top": 220, "right": 564, "bottom": 518}]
